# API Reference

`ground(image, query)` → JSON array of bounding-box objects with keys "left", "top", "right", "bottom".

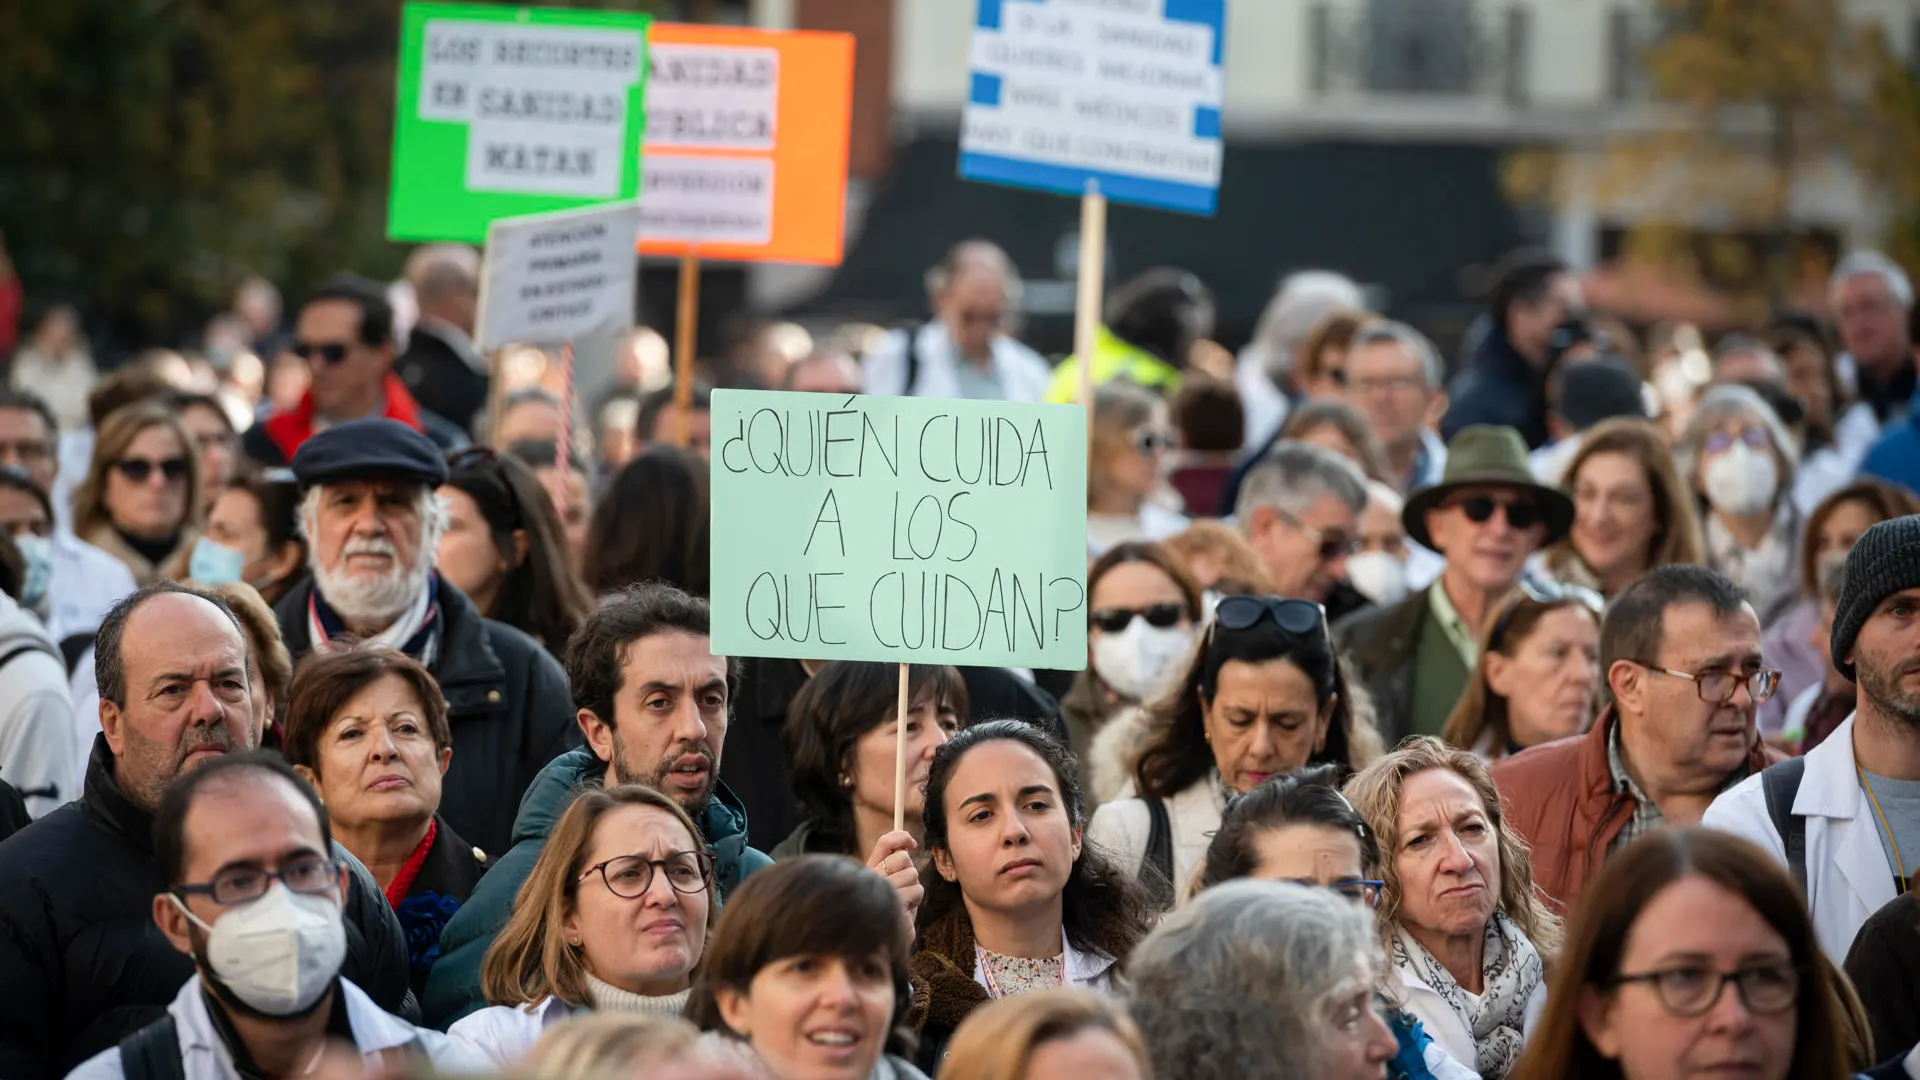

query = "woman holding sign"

[
  {"left": 774, "top": 660, "right": 967, "bottom": 860},
  {"left": 907, "top": 721, "right": 1155, "bottom": 1073},
  {"left": 1086, "top": 595, "right": 1385, "bottom": 910}
]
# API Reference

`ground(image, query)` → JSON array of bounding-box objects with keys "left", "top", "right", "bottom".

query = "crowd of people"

[{"left": 0, "top": 236, "right": 1918, "bottom": 1080}]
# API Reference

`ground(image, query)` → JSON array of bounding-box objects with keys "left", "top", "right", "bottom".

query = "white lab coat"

[
  {"left": 1702, "top": 715, "right": 1898, "bottom": 964},
  {"left": 446, "top": 996, "right": 570, "bottom": 1066},
  {"left": 64, "top": 975, "right": 486, "bottom": 1080}
]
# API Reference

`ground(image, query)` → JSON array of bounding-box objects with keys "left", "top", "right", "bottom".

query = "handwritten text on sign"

[{"left": 709, "top": 390, "right": 1089, "bottom": 669}]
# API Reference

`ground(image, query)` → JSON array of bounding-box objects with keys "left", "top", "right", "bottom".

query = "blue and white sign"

[{"left": 960, "top": 0, "right": 1226, "bottom": 215}]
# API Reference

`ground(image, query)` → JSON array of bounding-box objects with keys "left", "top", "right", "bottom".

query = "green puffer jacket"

[{"left": 419, "top": 747, "right": 772, "bottom": 1029}]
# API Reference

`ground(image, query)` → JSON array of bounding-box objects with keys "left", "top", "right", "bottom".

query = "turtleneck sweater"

[{"left": 585, "top": 972, "right": 691, "bottom": 1018}]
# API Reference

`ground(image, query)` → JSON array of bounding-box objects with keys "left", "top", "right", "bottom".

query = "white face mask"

[
  {"left": 170, "top": 882, "right": 346, "bottom": 1016},
  {"left": 1092, "top": 617, "right": 1196, "bottom": 702},
  {"left": 1702, "top": 443, "right": 1778, "bottom": 517},
  {"left": 1345, "top": 550, "right": 1409, "bottom": 606}
]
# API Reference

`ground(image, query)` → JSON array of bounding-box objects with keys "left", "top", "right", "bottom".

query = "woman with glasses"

[
  {"left": 1345, "top": 737, "right": 1564, "bottom": 1080},
  {"left": 1441, "top": 583, "right": 1603, "bottom": 762},
  {"left": 908, "top": 721, "right": 1155, "bottom": 1073},
  {"left": 1064, "top": 541, "right": 1202, "bottom": 791},
  {"left": 1510, "top": 828, "right": 1856, "bottom": 1080},
  {"left": 1198, "top": 765, "right": 1478, "bottom": 1080},
  {"left": 1544, "top": 418, "right": 1704, "bottom": 599},
  {"left": 1677, "top": 385, "right": 1802, "bottom": 622},
  {"left": 1087, "top": 381, "right": 1187, "bottom": 555},
  {"left": 1088, "top": 594, "right": 1383, "bottom": 909},
  {"left": 449, "top": 784, "right": 717, "bottom": 1064},
  {"left": 71, "top": 400, "right": 201, "bottom": 586},
  {"left": 436, "top": 447, "right": 590, "bottom": 655},
  {"left": 283, "top": 647, "right": 485, "bottom": 1000}
]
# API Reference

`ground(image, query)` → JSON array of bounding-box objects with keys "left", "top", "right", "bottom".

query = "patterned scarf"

[
  {"left": 308, "top": 572, "right": 442, "bottom": 667},
  {"left": 1392, "top": 908, "right": 1542, "bottom": 1080}
]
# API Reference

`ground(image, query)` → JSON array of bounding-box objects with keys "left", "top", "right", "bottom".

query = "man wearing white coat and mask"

[
  {"left": 1706, "top": 516, "right": 1920, "bottom": 961},
  {"left": 65, "top": 752, "right": 482, "bottom": 1078}
]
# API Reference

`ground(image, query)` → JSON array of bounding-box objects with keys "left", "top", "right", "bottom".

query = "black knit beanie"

[{"left": 1830, "top": 515, "right": 1920, "bottom": 682}]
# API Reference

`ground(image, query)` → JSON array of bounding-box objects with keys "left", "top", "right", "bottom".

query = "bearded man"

[{"left": 275, "top": 418, "right": 575, "bottom": 856}]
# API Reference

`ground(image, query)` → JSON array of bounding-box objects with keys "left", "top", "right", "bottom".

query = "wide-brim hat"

[{"left": 1402, "top": 425, "right": 1574, "bottom": 551}]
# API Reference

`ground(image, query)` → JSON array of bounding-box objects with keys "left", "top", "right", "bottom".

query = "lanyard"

[{"left": 1858, "top": 765, "right": 1912, "bottom": 895}]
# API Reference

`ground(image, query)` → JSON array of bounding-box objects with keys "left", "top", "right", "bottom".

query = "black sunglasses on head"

[
  {"left": 113, "top": 456, "right": 189, "bottom": 484},
  {"left": 1448, "top": 494, "right": 1543, "bottom": 531},
  {"left": 1488, "top": 577, "right": 1606, "bottom": 652},
  {"left": 1214, "top": 595, "right": 1326, "bottom": 637},
  {"left": 291, "top": 340, "right": 353, "bottom": 364},
  {"left": 1090, "top": 603, "right": 1187, "bottom": 634}
]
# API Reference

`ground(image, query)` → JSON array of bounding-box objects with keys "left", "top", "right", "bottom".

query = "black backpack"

[{"left": 1760, "top": 756, "right": 1809, "bottom": 893}]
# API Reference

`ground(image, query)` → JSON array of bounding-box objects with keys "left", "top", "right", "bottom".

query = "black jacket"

[
  {"left": 1845, "top": 891, "right": 1920, "bottom": 1065},
  {"left": 1441, "top": 324, "right": 1549, "bottom": 449},
  {"left": 0, "top": 737, "right": 411, "bottom": 1080},
  {"left": 275, "top": 576, "right": 580, "bottom": 857},
  {"left": 394, "top": 321, "right": 489, "bottom": 436}
]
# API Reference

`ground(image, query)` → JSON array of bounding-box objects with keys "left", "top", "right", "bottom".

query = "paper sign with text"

[
  {"left": 960, "top": 0, "right": 1226, "bottom": 215},
  {"left": 389, "top": 2, "right": 651, "bottom": 242},
  {"left": 638, "top": 24, "right": 854, "bottom": 265},
  {"left": 478, "top": 201, "right": 640, "bottom": 350},
  {"left": 709, "top": 390, "right": 1089, "bottom": 669}
]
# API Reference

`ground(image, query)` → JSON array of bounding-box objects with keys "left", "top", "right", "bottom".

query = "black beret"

[{"left": 290, "top": 418, "right": 448, "bottom": 490}]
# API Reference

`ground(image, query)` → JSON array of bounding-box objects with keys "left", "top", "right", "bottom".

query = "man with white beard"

[{"left": 273, "top": 418, "right": 576, "bottom": 856}]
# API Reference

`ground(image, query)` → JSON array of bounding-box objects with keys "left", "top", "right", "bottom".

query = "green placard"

[
  {"left": 389, "top": 2, "right": 651, "bottom": 243},
  {"left": 710, "top": 390, "right": 1090, "bottom": 670}
]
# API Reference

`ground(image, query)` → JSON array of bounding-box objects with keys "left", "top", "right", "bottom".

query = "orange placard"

[{"left": 637, "top": 23, "right": 853, "bottom": 266}]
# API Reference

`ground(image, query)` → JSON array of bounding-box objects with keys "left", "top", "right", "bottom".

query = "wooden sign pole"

[
  {"left": 1073, "top": 179, "right": 1107, "bottom": 449},
  {"left": 673, "top": 251, "right": 701, "bottom": 447},
  {"left": 893, "top": 662, "right": 909, "bottom": 832}
]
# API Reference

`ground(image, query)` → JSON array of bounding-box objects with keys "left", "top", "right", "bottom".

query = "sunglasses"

[
  {"left": 291, "top": 340, "right": 354, "bottom": 364},
  {"left": 1488, "top": 578, "right": 1606, "bottom": 652},
  {"left": 113, "top": 457, "right": 189, "bottom": 485},
  {"left": 1090, "top": 603, "right": 1187, "bottom": 634},
  {"left": 1132, "top": 428, "right": 1175, "bottom": 454},
  {"left": 1273, "top": 508, "right": 1361, "bottom": 562},
  {"left": 1215, "top": 595, "right": 1327, "bottom": 637},
  {"left": 1447, "top": 494, "right": 1543, "bottom": 531}
]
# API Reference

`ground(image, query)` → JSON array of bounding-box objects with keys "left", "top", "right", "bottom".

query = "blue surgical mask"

[
  {"left": 189, "top": 537, "right": 247, "bottom": 585},
  {"left": 12, "top": 533, "right": 51, "bottom": 613}
]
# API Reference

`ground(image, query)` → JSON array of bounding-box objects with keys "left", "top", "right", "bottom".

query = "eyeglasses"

[
  {"left": 192, "top": 431, "right": 234, "bottom": 453},
  {"left": 1445, "top": 494, "right": 1543, "bottom": 531},
  {"left": 1612, "top": 963, "right": 1800, "bottom": 1017},
  {"left": 0, "top": 439, "right": 51, "bottom": 464},
  {"left": 1487, "top": 578, "right": 1606, "bottom": 653},
  {"left": 1272, "top": 508, "right": 1361, "bottom": 562},
  {"left": 1132, "top": 428, "right": 1175, "bottom": 455},
  {"left": 1215, "top": 595, "right": 1327, "bottom": 638},
  {"left": 579, "top": 850, "right": 714, "bottom": 899},
  {"left": 172, "top": 855, "right": 343, "bottom": 906},
  {"left": 113, "top": 457, "right": 189, "bottom": 485},
  {"left": 1634, "top": 663, "right": 1781, "bottom": 704},
  {"left": 1090, "top": 603, "right": 1187, "bottom": 634},
  {"left": 1348, "top": 374, "right": 1426, "bottom": 396},
  {"left": 1328, "top": 878, "right": 1385, "bottom": 908},
  {"left": 1703, "top": 428, "right": 1770, "bottom": 454},
  {"left": 291, "top": 340, "right": 354, "bottom": 364}
]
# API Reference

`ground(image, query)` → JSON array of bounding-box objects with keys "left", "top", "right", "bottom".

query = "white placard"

[
  {"left": 479, "top": 201, "right": 641, "bottom": 349},
  {"left": 646, "top": 43, "right": 780, "bottom": 150},
  {"left": 638, "top": 155, "right": 776, "bottom": 246}
]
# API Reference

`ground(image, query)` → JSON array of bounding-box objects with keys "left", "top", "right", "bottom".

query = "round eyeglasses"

[{"left": 579, "top": 851, "right": 714, "bottom": 899}]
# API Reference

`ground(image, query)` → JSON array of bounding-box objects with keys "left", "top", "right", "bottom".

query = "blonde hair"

[
  {"left": 72, "top": 401, "right": 201, "bottom": 540},
  {"left": 1161, "top": 520, "right": 1274, "bottom": 593},
  {"left": 480, "top": 784, "right": 718, "bottom": 1009},
  {"left": 523, "top": 1012, "right": 700, "bottom": 1079},
  {"left": 1343, "top": 737, "right": 1563, "bottom": 958},
  {"left": 938, "top": 988, "right": 1151, "bottom": 1080}
]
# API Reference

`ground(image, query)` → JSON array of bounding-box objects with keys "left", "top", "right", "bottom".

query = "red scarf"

[
  {"left": 384, "top": 817, "right": 438, "bottom": 909},
  {"left": 261, "top": 371, "right": 427, "bottom": 463}
]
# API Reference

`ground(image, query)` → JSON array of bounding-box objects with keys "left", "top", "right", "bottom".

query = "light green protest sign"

[
  {"left": 389, "top": 2, "right": 651, "bottom": 243},
  {"left": 710, "top": 390, "right": 1089, "bottom": 670}
]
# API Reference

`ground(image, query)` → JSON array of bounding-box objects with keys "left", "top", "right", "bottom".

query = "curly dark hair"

[{"left": 918, "top": 720, "right": 1155, "bottom": 963}]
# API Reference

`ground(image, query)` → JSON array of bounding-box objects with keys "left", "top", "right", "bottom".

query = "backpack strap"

[
  {"left": 59, "top": 632, "right": 92, "bottom": 676},
  {"left": 900, "top": 324, "right": 924, "bottom": 396},
  {"left": 1760, "top": 756, "right": 1809, "bottom": 894},
  {"left": 1142, "top": 795, "right": 1175, "bottom": 911},
  {"left": 117, "top": 1012, "right": 185, "bottom": 1080}
]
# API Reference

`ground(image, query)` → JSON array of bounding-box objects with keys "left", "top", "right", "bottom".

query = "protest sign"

[
  {"left": 639, "top": 24, "right": 855, "bottom": 265},
  {"left": 959, "top": 0, "right": 1227, "bottom": 215},
  {"left": 709, "top": 390, "right": 1090, "bottom": 670},
  {"left": 476, "top": 200, "right": 641, "bottom": 350},
  {"left": 389, "top": 2, "right": 651, "bottom": 242}
]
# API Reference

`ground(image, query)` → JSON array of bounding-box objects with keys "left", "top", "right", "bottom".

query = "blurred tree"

[
  {"left": 0, "top": 0, "right": 665, "bottom": 358},
  {"left": 1505, "top": 0, "right": 1920, "bottom": 313}
]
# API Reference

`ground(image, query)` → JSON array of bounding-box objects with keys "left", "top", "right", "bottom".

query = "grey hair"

[
  {"left": 298, "top": 482, "right": 450, "bottom": 568},
  {"left": 96, "top": 582, "right": 249, "bottom": 708},
  {"left": 1829, "top": 250, "right": 1914, "bottom": 310},
  {"left": 1712, "top": 334, "right": 1786, "bottom": 380},
  {"left": 1675, "top": 383, "right": 1800, "bottom": 499},
  {"left": 1243, "top": 270, "right": 1368, "bottom": 377},
  {"left": 1350, "top": 318, "right": 1444, "bottom": 389},
  {"left": 925, "top": 238, "right": 1024, "bottom": 311},
  {"left": 1234, "top": 441, "right": 1368, "bottom": 526},
  {"left": 1128, "top": 880, "right": 1382, "bottom": 1080}
]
